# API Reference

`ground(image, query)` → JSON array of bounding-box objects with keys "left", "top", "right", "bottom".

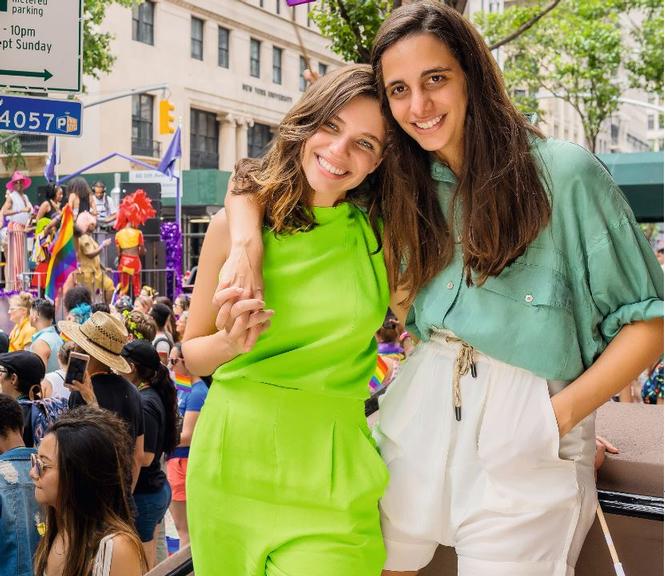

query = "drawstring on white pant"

[{"left": 444, "top": 335, "right": 477, "bottom": 421}]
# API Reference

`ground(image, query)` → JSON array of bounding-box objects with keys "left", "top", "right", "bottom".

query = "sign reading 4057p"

[
  {"left": 0, "top": 94, "right": 82, "bottom": 137},
  {"left": 0, "top": 0, "right": 83, "bottom": 92}
]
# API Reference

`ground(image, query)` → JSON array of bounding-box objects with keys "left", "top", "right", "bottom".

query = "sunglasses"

[
  {"left": 0, "top": 367, "right": 10, "bottom": 376},
  {"left": 31, "top": 453, "right": 55, "bottom": 478},
  {"left": 167, "top": 357, "right": 183, "bottom": 367}
]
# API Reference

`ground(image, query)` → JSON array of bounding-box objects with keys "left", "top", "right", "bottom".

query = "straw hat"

[
  {"left": 58, "top": 312, "right": 131, "bottom": 374},
  {"left": 6, "top": 171, "right": 32, "bottom": 191}
]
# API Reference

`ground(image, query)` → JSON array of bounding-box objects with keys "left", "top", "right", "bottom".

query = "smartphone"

[{"left": 64, "top": 351, "right": 90, "bottom": 387}]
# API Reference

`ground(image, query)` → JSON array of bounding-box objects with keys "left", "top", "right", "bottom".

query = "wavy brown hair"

[
  {"left": 371, "top": 1, "right": 551, "bottom": 285},
  {"left": 233, "top": 64, "right": 447, "bottom": 302},
  {"left": 33, "top": 407, "right": 147, "bottom": 576}
]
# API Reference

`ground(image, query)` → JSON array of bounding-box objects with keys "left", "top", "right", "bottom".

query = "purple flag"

[
  {"left": 43, "top": 137, "right": 59, "bottom": 182},
  {"left": 286, "top": 0, "right": 315, "bottom": 5},
  {"left": 157, "top": 126, "right": 182, "bottom": 178}
]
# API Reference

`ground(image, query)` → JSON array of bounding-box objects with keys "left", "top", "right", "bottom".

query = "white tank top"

[{"left": 6, "top": 191, "right": 32, "bottom": 225}]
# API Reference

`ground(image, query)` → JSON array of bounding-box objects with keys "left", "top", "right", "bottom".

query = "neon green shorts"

[{"left": 187, "top": 378, "right": 389, "bottom": 576}]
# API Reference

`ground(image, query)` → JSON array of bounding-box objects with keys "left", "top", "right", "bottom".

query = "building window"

[
  {"left": 648, "top": 115, "right": 655, "bottom": 130},
  {"left": 190, "top": 109, "right": 219, "bottom": 169},
  {"left": 276, "top": 0, "right": 280, "bottom": 14},
  {"left": 191, "top": 17, "right": 204, "bottom": 60},
  {"left": 318, "top": 62, "right": 328, "bottom": 77},
  {"left": 272, "top": 47, "right": 282, "bottom": 84},
  {"left": 259, "top": 0, "right": 264, "bottom": 6},
  {"left": 250, "top": 38, "right": 261, "bottom": 78},
  {"left": 299, "top": 56, "right": 306, "bottom": 91},
  {"left": 132, "top": 94, "right": 158, "bottom": 157},
  {"left": 610, "top": 123, "right": 619, "bottom": 146},
  {"left": 218, "top": 26, "right": 229, "bottom": 68},
  {"left": 248, "top": 123, "right": 273, "bottom": 158},
  {"left": 132, "top": 1, "right": 154, "bottom": 45}
]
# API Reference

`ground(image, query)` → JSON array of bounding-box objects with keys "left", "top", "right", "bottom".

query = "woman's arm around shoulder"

[{"left": 107, "top": 533, "right": 146, "bottom": 576}]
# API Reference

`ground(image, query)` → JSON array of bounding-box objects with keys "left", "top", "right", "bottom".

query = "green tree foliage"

[
  {"left": 622, "top": 0, "right": 663, "bottom": 96},
  {"left": 476, "top": 0, "right": 627, "bottom": 152}
]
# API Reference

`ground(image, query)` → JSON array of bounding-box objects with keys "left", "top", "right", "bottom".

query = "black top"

[
  {"left": 69, "top": 373, "right": 145, "bottom": 441},
  {"left": 135, "top": 387, "right": 167, "bottom": 493}
]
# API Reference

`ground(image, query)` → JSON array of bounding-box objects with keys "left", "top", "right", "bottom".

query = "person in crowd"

[
  {"left": 8, "top": 293, "right": 36, "bottom": 352},
  {"left": 0, "top": 351, "right": 49, "bottom": 447},
  {"left": 59, "top": 312, "right": 145, "bottom": 490},
  {"left": 173, "top": 294, "right": 190, "bottom": 319},
  {"left": 121, "top": 340, "right": 178, "bottom": 569},
  {"left": 66, "top": 176, "right": 97, "bottom": 218},
  {"left": 74, "top": 212, "right": 115, "bottom": 303},
  {"left": 93, "top": 181, "right": 117, "bottom": 226},
  {"left": 115, "top": 190, "right": 155, "bottom": 299},
  {"left": 123, "top": 310, "right": 157, "bottom": 342},
  {"left": 92, "top": 302, "right": 111, "bottom": 314},
  {"left": 35, "top": 185, "right": 63, "bottom": 223},
  {"left": 63, "top": 285, "right": 93, "bottom": 324},
  {"left": 642, "top": 358, "right": 664, "bottom": 404},
  {"left": 150, "top": 303, "right": 174, "bottom": 364},
  {"left": 42, "top": 341, "right": 75, "bottom": 400},
  {"left": 174, "top": 311, "right": 188, "bottom": 343},
  {"left": 31, "top": 406, "right": 147, "bottom": 576},
  {"left": 32, "top": 185, "right": 64, "bottom": 291},
  {"left": 2, "top": 171, "right": 33, "bottom": 291},
  {"left": 29, "top": 298, "right": 63, "bottom": 373},
  {"left": 0, "top": 332, "right": 9, "bottom": 354},
  {"left": 0, "top": 393, "right": 40, "bottom": 576},
  {"left": 133, "top": 294, "right": 153, "bottom": 315},
  {"left": 113, "top": 295, "right": 134, "bottom": 317},
  {"left": 220, "top": 4, "right": 663, "bottom": 575},
  {"left": 154, "top": 296, "right": 178, "bottom": 337},
  {"left": 183, "top": 64, "right": 430, "bottom": 576},
  {"left": 166, "top": 342, "right": 208, "bottom": 548}
]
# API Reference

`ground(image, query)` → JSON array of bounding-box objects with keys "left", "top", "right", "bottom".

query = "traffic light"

[{"left": 159, "top": 99, "right": 175, "bottom": 134}]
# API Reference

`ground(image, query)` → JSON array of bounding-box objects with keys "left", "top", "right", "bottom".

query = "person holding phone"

[{"left": 59, "top": 312, "right": 146, "bottom": 490}]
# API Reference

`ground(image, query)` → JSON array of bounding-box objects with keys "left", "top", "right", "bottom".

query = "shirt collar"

[{"left": 430, "top": 159, "right": 457, "bottom": 184}]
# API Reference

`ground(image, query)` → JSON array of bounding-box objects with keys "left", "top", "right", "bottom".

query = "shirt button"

[
  {"left": 525, "top": 294, "right": 534, "bottom": 303},
  {"left": 447, "top": 281, "right": 454, "bottom": 290}
]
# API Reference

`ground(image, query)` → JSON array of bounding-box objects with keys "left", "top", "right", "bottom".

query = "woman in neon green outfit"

[{"left": 182, "top": 65, "right": 447, "bottom": 576}]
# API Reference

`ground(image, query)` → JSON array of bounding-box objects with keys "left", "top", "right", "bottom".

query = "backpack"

[{"left": 19, "top": 397, "right": 69, "bottom": 448}]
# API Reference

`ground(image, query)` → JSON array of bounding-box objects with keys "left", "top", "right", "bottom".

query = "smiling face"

[
  {"left": 8, "top": 297, "right": 27, "bottom": 325},
  {"left": 381, "top": 33, "right": 467, "bottom": 175},
  {"left": 30, "top": 433, "right": 60, "bottom": 508},
  {"left": 301, "top": 96, "right": 385, "bottom": 206}
]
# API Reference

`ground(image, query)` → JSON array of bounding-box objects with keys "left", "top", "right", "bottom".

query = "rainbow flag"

[
  {"left": 174, "top": 374, "right": 193, "bottom": 393},
  {"left": 369, "top": 355, "right": 389, "bottom": 392},
  {"left": 44, "top": 204, "right": 77, "bottom": 300}
]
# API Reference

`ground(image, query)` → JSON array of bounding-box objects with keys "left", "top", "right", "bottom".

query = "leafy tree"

[
  {"left": 477, "top": 0, "right": 625, "bottom": 152},
  {"left": 622, "top": 0, "right": 663, "bottom": 96}
]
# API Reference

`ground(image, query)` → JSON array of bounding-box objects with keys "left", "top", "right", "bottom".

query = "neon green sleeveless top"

[{"left": 213, "top": 202, "right": 389, "bottom": 400}]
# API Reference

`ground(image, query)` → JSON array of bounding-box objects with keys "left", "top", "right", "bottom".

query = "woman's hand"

[
  {"left": 594, "top": 435, "right": 619, "bottom": 474},
  {"left": 224, "top": 297, "right": 274, "bottom": 357}
]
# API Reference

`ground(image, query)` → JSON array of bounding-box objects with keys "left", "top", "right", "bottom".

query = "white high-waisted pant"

[{"left": 376, "top": 330, "right": 597, "bottom": 576}]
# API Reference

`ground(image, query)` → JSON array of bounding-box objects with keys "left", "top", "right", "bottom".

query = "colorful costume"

[
  {"left": 113, "top": 189, "right": 155, "bottom": 299},
  {"left": 187, "top": 203, "right": 390, "bottom": 576},
  {"left": 77, "top": 233, "right": 115, "bottom": 299}
]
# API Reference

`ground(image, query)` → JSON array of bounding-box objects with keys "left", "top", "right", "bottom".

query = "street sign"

[
  {"left": 0, "top": 94, "right": 82, "bottom": 137},
  {"left": 0, "top": 0, "right": 83, "bottom": 92},
  {"left": 129, "top": 170, "right": 179, "bottom": 199}
]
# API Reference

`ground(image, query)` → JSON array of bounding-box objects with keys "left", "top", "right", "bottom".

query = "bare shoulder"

[{"left": 108, "top": 533, "right": 145, "bottom": 576}]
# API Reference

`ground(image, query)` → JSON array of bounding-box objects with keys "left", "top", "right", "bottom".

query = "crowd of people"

[
  {"left": 0, "top": 173, "right": 156, "bottom": 303},
  {"left": 0, "top": 287, "right": 206, "bottom": 576}
]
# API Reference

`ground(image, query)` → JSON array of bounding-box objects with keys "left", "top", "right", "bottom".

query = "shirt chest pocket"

[{"left": 480, "top": 260, "right": 573, "bottom": 311}]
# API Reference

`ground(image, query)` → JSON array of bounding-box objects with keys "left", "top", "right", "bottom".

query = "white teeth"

[
  {"left": 415, "top": 115, "right": 442, "bottom": 129},
  {"left": 318, "top": 156, "right": 346, "bottom": 176}
]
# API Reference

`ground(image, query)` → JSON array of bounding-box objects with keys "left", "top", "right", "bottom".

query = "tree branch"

[
  {"left": 334, "top": 0, "right": 371, "bottom": 63},
  {"left": 488, "top": 0, "right": 562, "bottom": 51}
]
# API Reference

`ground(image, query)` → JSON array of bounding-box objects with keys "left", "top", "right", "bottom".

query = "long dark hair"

[
  {"left": 233, "top": 63, "right": 447, "bottom": 302},
  {"left": 371, "top": 1, "right": 551, "bottom": 285},
  {"left": 134, "top": 362, "right": 179, "bottom": 453},
  {"left": 67, "top": 177, "right": 93, "bottom": 213},
  {"left": 33, "top": 407, "right": 146, "bottom": 576}
]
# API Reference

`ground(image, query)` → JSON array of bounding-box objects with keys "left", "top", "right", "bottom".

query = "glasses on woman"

[
  {"left": 167, "top": 357, "right": 182, "bottom": 368},
  {"left": 31, "top": 453, "right": 55, "bottom": 478}
]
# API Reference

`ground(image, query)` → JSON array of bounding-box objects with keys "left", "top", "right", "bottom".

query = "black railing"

[{"left": 132, "top": 138, "right": 161, "bottom": 157}]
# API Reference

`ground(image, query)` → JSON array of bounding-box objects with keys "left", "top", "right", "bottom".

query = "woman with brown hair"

[
  {"left": 182, "top": 64, "right": 443, "bottom": 576},
  {"left": 220, "top": 3, "right": 663, "bottom": 575},
  {"left": 31, "top": 406, "right": 146, "bottom": 576}
]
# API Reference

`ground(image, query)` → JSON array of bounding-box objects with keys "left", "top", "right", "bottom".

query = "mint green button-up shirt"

[{"left": 408, "top": 138, "right": 664, "bottom": 381}]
